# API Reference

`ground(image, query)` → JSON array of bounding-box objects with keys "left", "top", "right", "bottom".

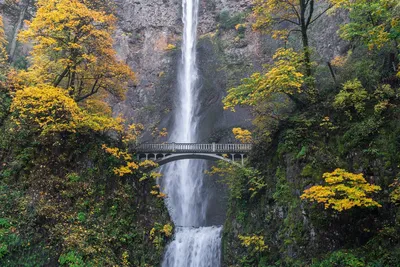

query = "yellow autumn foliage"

[
  {"left": 102, "top": 144, "right": 140, "bottom": 176},
  {"left": 232, "top": 127, "right": 252, "bottom": 143},
  {"left": 10, "top": 85, "right": 123, "bottom": 136},
  {"left": 18, "top": 0, "right": 135, "bottom": 102},
  {"left": 162, "top": 223, "right": 173, "bottom": 237},
  {"left": 238, "top": 234, "right": 268, "bottom": 252},
  {"left": 149, "top": 223, "right": 173, "bottom": 248},
  {"left": 165, "top": 44, "right": 177, "bottom": 50},
  {"left": 301, "top": 168, "right": 382, "bottom": 212}
]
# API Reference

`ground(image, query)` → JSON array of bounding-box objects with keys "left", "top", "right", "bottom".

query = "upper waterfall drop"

[{"left": 173, "top": 0, "right": 199, "bottom": 144}]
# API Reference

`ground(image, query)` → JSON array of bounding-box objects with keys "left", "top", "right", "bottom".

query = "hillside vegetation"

[
  {"left": 0, "top": 1, "right": 170, "bottom": 266},
  {"left": 219, "top": 0, "right": 400, "bottom": 266}
]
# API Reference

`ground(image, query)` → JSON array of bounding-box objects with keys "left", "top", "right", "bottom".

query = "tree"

[
  {"left": 223, "top": 48, "right": 304, "bottom": 111},
  {"left": 331, "top": 0, "right": 399, "bottom": 49},
  {"left": 18, "top": 0, "right": 135, "bottom": 102},
  {"left": 300, "top": 168, "right": 382, "bottom": 212},
  {"left": 252, "top": 0, "right": 334, "bottom": 76},
  {"left": 330, "top": 0, "right": 400, "bottom": 76}
]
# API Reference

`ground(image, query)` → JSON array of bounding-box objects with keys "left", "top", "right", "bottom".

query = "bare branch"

[{"left": 308, "top": 4, "right": 334, "bottom": 26}]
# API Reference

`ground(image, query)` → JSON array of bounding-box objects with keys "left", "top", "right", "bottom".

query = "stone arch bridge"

[{"left": 137, "top": 143, "right": 252, "bottom": 166}]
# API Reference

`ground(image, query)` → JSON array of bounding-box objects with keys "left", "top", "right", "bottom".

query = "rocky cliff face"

[
  {"left": 113, "top": 0, "right": 256, "bottom": 142},
  {"left": 112, "top": 0, "right": 347, "bottom": 143}
]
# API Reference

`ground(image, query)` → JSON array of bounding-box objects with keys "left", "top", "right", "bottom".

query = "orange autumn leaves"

[{"left": 301, "top": 168, "right": 382, "bottom": 212}]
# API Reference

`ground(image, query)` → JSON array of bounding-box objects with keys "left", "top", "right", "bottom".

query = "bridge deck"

[{"left": 137, "top": 143, "right": 252, "bottom": 154}]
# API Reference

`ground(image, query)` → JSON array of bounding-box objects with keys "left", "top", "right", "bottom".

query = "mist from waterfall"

[{"left": 160, "top": 0, "right": 222, "bottom": 266}]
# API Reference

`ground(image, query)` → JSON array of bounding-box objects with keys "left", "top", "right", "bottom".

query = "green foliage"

[
  {"left": 373, "top": 84, "right": 398, "bottom": 114},
  {"left": 311, "top": 251, "right": 365, "bottom": 267},
  {"left": 333, "top": 79, "right": 369, "bottom": 118},
  {"left": 340, "top": 115, "right": 384, "bottom": 153},
  {"left": 272, "top": 168, "right": 292, "bottom": 206},
  {"left": 334, "top": 0, "right": 400, "bottom": 51},
  {"left": 59, "top": 251, "right": 85, "bottom": 267},
  {"left": 67, "top": 173, "right": 81, "bottom": 183},
  {"left": 218, "top": 11, "right": 246, "bottom": 30},
  {"left": 0, "top": 132, "right": 170, "bottom": 266},
  {"left": 0, "top": 88, "right": 11, "bottom": 123},
  {"left": 207, "top": 161, "right": 266, "bottom": 200}
]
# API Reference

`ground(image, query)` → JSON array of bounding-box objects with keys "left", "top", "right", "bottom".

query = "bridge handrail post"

[
  {"left": 212, "top": 142, "right": 216, "bottom": 152},
  {"left": 172, "top": 142, "right": 176, "bottom": 152}
]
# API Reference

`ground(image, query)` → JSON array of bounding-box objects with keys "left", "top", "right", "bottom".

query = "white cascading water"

[{"left": 161, "top": 0, "right": 222, "bottom": 266}]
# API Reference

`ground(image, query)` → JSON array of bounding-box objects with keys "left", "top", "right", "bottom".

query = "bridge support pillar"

[
  {"left": 241, "top": 154, "right": 244, "bottom": 166},
  {"left": 145, "top": 154, "right": 149, "bottom": 160},
  {"left": 153, "top": 154, "right": 157, "bottom": 160},
  {"left": 231, "top": 154, "right": 235, "bottom": 162}
]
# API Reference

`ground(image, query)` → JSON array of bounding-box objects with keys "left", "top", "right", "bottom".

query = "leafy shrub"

[
  {"left": 301, "top": 169, "right": 381, "bottom": 211},
  {"left": 59, "top": 251, "right": 85, "bottom": 267},
  {"left": 10, "top": 85, "right": 123, "bottom": 137},
  {"left": 334, "top": 79, "right": 369, "bottom": 118},
  {"left": 312, "top": 251, "right": 365, "bottom": 267}
]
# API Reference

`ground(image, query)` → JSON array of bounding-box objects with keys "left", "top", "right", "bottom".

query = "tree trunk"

[
  {"left": 327, "top": 62, "right": 337, "bottom": 85},
  {"left": 301, "top": 28, "right": 312, "bottom": 77},
  {"left": 299, "top": 0, "right": 312, "bottom": 77}
]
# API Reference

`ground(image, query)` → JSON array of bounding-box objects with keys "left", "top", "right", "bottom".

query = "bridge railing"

[{"left": 137, "top": 143, "right": 252, "bottom": 153}]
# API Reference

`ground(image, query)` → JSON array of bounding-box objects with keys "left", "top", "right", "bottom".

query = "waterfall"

[{"left": 161, "top": 0, "right": 222, "bottom": 266}]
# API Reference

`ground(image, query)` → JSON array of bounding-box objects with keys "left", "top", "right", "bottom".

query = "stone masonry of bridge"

[{"left": 136, "top": 143, "right": 252, "bottom": 166}]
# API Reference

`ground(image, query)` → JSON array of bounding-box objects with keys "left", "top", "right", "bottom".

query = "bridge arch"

[{"left": 155, "top": 153, "right": 240, "bottom": 167}]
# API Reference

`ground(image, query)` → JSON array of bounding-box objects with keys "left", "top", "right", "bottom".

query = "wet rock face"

[
  {"left": 112, "top": 0, "right": 257, "bottom": 141},
  {"left": 112, "top": 0, "right": 182, "bottom": 135},
  {"left": 112, "top": 0, "right": 347, "bottom": 142}
]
